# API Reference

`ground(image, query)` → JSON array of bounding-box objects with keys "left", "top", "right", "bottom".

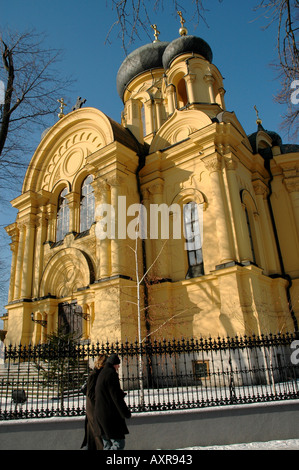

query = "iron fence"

[{"left": 0, "top": 332, "right": 299, "bottom": 420}]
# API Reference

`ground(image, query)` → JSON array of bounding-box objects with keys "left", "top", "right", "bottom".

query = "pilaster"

[
  {"left": 201, "top": 153, "right": 235, "bottom": 265},
  {"left": 224, "top": 153, "right": 253, "bottom": 263}
]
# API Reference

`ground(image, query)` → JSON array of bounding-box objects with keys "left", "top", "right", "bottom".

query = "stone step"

[{"left": 0, "top": 361, "right": 88, "bottom": 401}]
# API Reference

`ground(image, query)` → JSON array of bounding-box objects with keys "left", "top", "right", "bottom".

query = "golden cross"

[
  {"left": 254, "top": 105, "right": 262, "bottom": 125},
  {"left": 151, "top": 24, "right": 160, "bottom": 43},
  {"left": 177, "top": 11, "right": 188, "bottom": 36},
  {"left": 57, "top": 98, "right": 67, "bottom": 119}
]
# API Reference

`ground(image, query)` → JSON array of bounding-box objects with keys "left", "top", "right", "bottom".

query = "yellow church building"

[{"left": 2, "top": 19, "right": 299, "bottom": 345}]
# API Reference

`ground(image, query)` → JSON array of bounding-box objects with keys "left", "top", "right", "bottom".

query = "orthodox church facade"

[{"left": 3, "top": 20, "right": 299, "bottom": 345}]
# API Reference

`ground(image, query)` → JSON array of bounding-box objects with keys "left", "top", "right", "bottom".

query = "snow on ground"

[{"left": 181, "top": 439, "right": 299, "bottom": 450}]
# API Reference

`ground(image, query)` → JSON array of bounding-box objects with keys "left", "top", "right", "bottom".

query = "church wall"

[
  {"left": 3, "top": 28, "right": 299, "bottom": 346},
  {"left": 89, "top": 278, "right": 144, "bottom": 344},
  {"left": 270, "top": 170, "right": 299, "bottom": 279}
]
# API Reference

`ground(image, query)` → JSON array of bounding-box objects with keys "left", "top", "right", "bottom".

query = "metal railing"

[{"left": 0, "top": 332, "right": 298, "bottom": 420}]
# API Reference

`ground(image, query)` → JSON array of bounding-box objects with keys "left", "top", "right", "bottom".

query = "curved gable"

[
  {"left": 150, "top": 109, "right": 212, "bottom": 153},
  {"left": 23, "top": 108, "right": 138, "bottom": 193}
]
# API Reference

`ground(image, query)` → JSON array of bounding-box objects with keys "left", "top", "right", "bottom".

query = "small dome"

[
  {"left": 248, "top": 124, "right": 283, "bottom": 155},
  {"left": 247, "top": 121, "right": 283, "bottom": 160},
  {"left": 162, "top": 35, "right": 213, "bottom": 69},
  {"left": 116, "top": 41, "right": 169, "bottom": 101},
  {"left": 281, "top": 143, "right": 299, "bottom": 154}
]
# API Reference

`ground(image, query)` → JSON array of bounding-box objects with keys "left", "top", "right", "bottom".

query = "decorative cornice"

[
  {"left": 283, "top": 176, "right": 299, "bottom": 193},
  {"left": 252, "top": 179, "right": 269, "bottom": 198},
  {"left": 200, "top": 153, "right": 222, "bottom": 173}
]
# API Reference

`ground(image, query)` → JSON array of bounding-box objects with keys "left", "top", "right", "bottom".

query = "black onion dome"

[
  {"left": 162, "top": 35, "right": 213, "bottom": 69},
  {"left": 248, "top": 124, "right": 283, "bottom": 155},
  {"left": 281, "top": 143, "right": 299, "bottom": 154},
  {"left": 117, "top": 41, "right": 169, "bottom": 101}
]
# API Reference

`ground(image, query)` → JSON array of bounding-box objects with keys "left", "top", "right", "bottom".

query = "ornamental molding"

[
  {"left": 283, "top": 176, "right": 299, "bottom": 193},
  {"left": 252, "top": 180, "right": 269, "bottom": 198},
  {"left": 42, "top": 131, "right": 103, "bottom": 192},
  {"left": 201, "top": 153, "right": 222, "bottom": 173}
]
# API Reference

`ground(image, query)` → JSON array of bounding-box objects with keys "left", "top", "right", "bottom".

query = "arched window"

[
  {"left": 245, "top": 207, "right": 256, "bottom": 264},
  {"left": 183, "top": 201, "right": 204, "bottom": 278},
  {"left": 141, "top": 103, "right": 146, "bottom": 137},
  {"left": 241, "top": 190, "right": 259, "bottom": 266},
  {"left": 80, "top": 175, "right": 95, "bottom": 232},
  {"left": 56, "top": 187, "right": 69, "bottom": 241},
  {"left": 176, "top": 78, "right": 188, "bottom": 108}
]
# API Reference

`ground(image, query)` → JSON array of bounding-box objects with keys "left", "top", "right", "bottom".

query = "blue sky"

[{"left": 0, "top": 0, "right": 294, "bottom": 328}]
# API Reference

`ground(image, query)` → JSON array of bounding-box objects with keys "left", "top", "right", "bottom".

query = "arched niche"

[
  {"left": 150, "top": 109, "right": 212, "bottom": 153},
  {"left": 39, "top": 247, "right": 95, "bottom": 298}
]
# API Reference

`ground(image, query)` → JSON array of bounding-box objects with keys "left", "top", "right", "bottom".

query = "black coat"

[
  {"left": 94, "top": 362, "right": 131, "bottom": 440},
  {"left": 81, "top": 368, "right": 104, "bottom": 450}
]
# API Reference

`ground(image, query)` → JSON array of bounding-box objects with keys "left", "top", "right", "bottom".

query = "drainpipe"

[{"left": 264, "top": 156, "right": 298, "bottom": 334}]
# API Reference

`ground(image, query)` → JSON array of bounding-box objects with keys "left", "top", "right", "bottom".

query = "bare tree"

[
  {"left": 0, "top": 29, "right": 73, "bottom": 329},
  {"left": 106, "top": 0, "right": 214, "bottom": 49},
  {"left": 0, "top": 29, "right": 73, "bottom": 198},
  {"left": 254, "top": 0, "right": 299, "bottom": 139}
]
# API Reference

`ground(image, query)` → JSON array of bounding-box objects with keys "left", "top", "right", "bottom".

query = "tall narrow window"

[
  {"left": 141, "top": 103, "right": 146, "bottom": 137},
  {"left": 56, "top": 187, "right": 69, "bottom": 241},
  {"left": 80, "top": 175, "right": 95, "bottom": 232},
  {"left": 184, "top": 202, "right": 204, "bottom": 278},
  {"left": 245, "top": 208, "right": 256, "bottom": 264},
  {"left": 177, "top": 78, "right": 188, "bottom": 108}
]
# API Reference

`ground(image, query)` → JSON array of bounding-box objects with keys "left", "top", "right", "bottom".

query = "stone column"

[
  {"left": 33, "top": 209, "right": 48, "bottom": 297},
  {"left": 109, "top": 176, "right": 123, "bottom": 277},
  {"left": 66, "top": 191, "right": 80, "bottom": 233},
  {"left": 224, "top": 154, "right": 253, "bottom": 263},
  {"left": 46, "top": 310, "right": 55, "bottom": 336},
  {"left": 6, "top": 224, "right": 18, "bottom": 303},
  {"left": 253, "top": 180, "right": 281, "bottom": 273},
  {"left": 144, "top": 99, "right": 154, "bottom": 136},
  {"left": 148, "top": 180, "right": 169, "bottom": 279},
  {"left": 142, "top": 188, "right": 152, "bottom": 275},
  {"left": 284, "top": 176, "right": 299, "bottom": 238},
  {"left": 184, "top": 73, "right": 196, "bottom": 104},
  {"left": 14, "top": 223, "right": 25, "bottom": 300},
  {"left": 124, "top": 98, "right": 143, "bottom": 142},
  {"left": 32, "top": 313, "right": 39, "bottom": 345},
  {"left": 41, "top": 313, "right": 47, "bottom": 343},
  {"left": 92, "top": 178, "right": 110, "bottom": 279},
  {"left": 204, "top": 73, "right": 215, "bottom": 103},
  {"left": 89, "top": 302, "right": 95, "bottom": 336},
  {"left": 201, "top": 153, "right": 235, "bottom": 265},
  {"left": 218, "top": 87, "right": 226, "bottom": 110},
  {"left": 46, "top": 203, "right": 56, "bottom": 242},
  {"left": 155, "top": 98, "right": 164, "bottom": 130},
  {"left": 166, "top": 84, "right": 176, "bottom": 115},
  {"left": 21, "top": 216, "right": 36, "bottom": 299}
]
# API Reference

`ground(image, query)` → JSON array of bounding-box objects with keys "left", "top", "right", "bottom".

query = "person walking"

[
  {"left": 81, "top": 354, "right": 106, "bottom": 450},
  {"left": 94, "top": 353, "right": 131, "bottom": 450}
]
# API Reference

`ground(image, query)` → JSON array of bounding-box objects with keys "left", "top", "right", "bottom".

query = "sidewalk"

[
  {"left": 182, "top": 439, "right": 299, "bottom": 450},
  {"left": 1, "top": 402, "right": 299, "bottom": 450}
]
